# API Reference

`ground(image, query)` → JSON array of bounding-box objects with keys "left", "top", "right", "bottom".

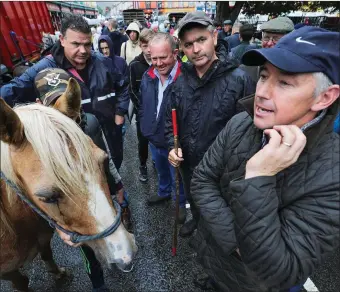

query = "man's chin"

[{"left": 254, "top": 117, "right": 273, "bottom": 130}]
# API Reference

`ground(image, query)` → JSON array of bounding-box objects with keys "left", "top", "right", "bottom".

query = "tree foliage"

[{"left": 216, "top": 1, "right": 339, "bottom": 23}]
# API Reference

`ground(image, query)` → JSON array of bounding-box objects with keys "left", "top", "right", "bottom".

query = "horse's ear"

[
  {"left": 0, "top": 98, "right": 25, "bottom": 146},
  {"left": 53, "top": 77, "right": 81, "bottom": 120}
]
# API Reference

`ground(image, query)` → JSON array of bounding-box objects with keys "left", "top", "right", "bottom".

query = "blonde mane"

[{"left": 1, "top": 104, "right": 97, "bottom": 236}]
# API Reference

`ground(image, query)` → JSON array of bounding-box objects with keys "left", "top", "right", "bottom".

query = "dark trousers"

[
  {"left": 80, "top": 245, "right": 104, "bottom": 289},
  {"left": 179, "top": 164, "right": 200, "bottom": 222},
  {"left": 101, "top": 121, "right": 123, "bottom": 171},
  {"left": 136, "top": 119, "right": 149, "bottom": 166}
]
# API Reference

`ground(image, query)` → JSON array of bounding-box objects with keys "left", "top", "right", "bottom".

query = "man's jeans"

[{"left": 149, "top": 144, "right": 186, "bottom": 208}]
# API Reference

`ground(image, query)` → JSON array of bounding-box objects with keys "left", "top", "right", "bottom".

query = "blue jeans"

[{"left": 149, "top": 144, "right": 186, "bottom": 208}]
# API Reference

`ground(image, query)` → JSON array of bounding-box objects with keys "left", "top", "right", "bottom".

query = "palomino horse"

[{"left": 0, "top": 89, "right": 137, "bottom": 291}]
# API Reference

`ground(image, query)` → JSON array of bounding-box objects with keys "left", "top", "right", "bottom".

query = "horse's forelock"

[{"left": 8, "top": 104, "right": 97, "bottom": 201}]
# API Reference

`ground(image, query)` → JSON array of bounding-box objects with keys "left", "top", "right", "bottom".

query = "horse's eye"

[
  {"left": 35, "top": 188, "right": 61, "bottom": 204},
  {"left": 39, "top": 196, "right": 59, "bottom": 204}
]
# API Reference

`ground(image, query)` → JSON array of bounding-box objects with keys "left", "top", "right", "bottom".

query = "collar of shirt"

[
  {"left": 154, "top": 61, "right": 178, "bottom": 118},
  {"left": 261, "top": 109, "right": 327, "bottom": 148},
  {"left": 154, "top": 60, "right": 179, "bottom": 86}
]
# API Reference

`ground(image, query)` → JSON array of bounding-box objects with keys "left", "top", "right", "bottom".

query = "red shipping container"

[{"left": 0, "top": 1, "right": 54, "bottom": 70}]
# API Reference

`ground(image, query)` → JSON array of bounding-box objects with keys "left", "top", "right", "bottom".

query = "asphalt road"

[{"left": 1, "top": 121, "right": 339, "bottom": 292}]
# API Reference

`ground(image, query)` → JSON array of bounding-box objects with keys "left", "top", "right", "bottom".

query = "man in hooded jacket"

[
  {"left": 120, "top": 22, "right": 142, "bottom": 65},
  {"left": 166, "top": 12, "right": 256, "bottom": 237}
]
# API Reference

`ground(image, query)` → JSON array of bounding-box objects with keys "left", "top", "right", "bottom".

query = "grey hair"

[
  {"left": 108, "top": 19, "right": 117, "bottom": 29},
  {"left": 149, "top": 32, "right": 177, "bottom": 51},
  {"left": 313, "top": 72, "right": 333, "bottom": 98}
]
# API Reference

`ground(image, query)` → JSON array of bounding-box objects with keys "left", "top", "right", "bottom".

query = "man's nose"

[
  {"left": 267, "top": 39, "right": 275, "bottom": 47},
  {"left": 156, "top": 59, "right": 162, "bottom": 67},
  {"left": 193, "top": 42, "right": 200, "bottom": 53},
  {"left": 256, "top": 79, "right": 272, "bottom": 99},
  {"left": 79, "top": 45, "right": 87, "bottom": 53}
]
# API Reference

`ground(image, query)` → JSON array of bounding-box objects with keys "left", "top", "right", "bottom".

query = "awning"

[
  {"left": 61, "top": 6, "right": 71, "bottom": 13},
  {"left": 46, "top": 3, "right": 60, "bottom": 12},
  {"left": 73, "top": 8, "right": 85, "bottom": 15}
]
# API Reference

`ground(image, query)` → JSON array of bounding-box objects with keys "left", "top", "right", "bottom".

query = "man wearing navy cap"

[
  {"left": 218, "top": 19, "right": 232, "bottom": 39},
  {"left": 189, "top": 26, "right": 340, "bottom": 291}
]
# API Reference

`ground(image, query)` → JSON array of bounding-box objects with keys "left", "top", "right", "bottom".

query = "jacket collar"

[
  {"left": 147, "top": 61, "right": 182, "bottom": 81},
  {"left": 239, "top": 95, "right": 338, "bottom": 150}
]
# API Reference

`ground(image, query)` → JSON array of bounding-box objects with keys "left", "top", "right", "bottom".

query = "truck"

[
  {"left": 0, "top": 1, "right": 54, "bottom": 76},
  {"left": 123, "top": 9, "right": 145, "bottom": 25}
]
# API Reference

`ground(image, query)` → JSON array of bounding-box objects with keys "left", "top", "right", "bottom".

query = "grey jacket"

[{"left": 190, "top": 96, "right": 340, "bottom": 291}]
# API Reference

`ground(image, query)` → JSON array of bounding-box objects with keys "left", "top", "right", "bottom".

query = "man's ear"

[
  {"left": 311, "top": 85, "right": 340, "bottom": 112},
  {"left": 60, "top": 34, "right": 65, "bottom": 47},
  {"left": 213, "top": 30, "right": 218, "bottom": 46},
  {"left": 36, "top": 98, "right": 42, "bottom": 104},
  {"left": 173, "top": 49, "right": 179, "bottom": 59}
]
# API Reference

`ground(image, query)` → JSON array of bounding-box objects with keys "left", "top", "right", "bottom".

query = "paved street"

[{"left": 1, "top": 121, "right": 339, "bottom": 292}]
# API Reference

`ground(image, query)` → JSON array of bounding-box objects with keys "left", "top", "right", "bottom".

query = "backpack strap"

[{"left": 124, "top": 42, "right": 127, "bottom": 61}]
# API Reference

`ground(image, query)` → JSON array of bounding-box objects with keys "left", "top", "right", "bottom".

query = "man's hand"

[
  {"left": 115, "top": 115, "right": 124, "bottom": 125},
  {"left": 168, "top": 148, "right": 184, "bottom": 167},
  {"left": 56, "top": 229, "right": 82, "bottom": 247},
  {"left": 245, "top": 125, "right": 306, "bottom": 179}
]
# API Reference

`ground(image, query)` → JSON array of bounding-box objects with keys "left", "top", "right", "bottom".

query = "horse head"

[{"left": 0, "top": 97, "right": 137, "bottom": 271}]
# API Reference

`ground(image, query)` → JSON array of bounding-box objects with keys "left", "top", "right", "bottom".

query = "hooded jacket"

[
  {"left": 1, "top": 41, "right": 129, "bottom": 119},
  {"left": 98, "top": 35, "right": 128, "bottom": 86},
  {"left": 190, "top": 97, "right": 340, "bottom": 291},
  {"left": 165, "top": 46, "right": 256, "bottom": 172},
  {"left": 120, "top": 22, "right": 142, "bottom": 65}
]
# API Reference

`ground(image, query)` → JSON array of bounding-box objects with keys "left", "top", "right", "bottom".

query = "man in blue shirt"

[{"left": 139, "top": 33, "right": 186, "bottom": 223}]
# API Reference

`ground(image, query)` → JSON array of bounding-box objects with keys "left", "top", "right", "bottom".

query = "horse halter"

[{"left": 0, "top": 171, "right": 122, "bottom": 244}]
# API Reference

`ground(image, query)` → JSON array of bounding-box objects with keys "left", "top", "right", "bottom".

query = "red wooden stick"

[
  {"left": 172, "top": 109, "right": 178, "bottom": 136},
  {"left": 171, "top": 108, "right": 179, "bottom": 256}
]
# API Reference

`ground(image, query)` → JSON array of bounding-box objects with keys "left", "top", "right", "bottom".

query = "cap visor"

[{"left": 241, "top": 48, "right": 319, "bottom": 73}]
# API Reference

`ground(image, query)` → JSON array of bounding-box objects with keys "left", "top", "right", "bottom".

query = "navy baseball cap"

[{"left": 242, "top": 26, "right": 340, "bottom": 84}]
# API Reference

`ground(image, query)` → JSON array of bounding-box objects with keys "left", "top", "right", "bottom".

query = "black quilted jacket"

[
  {"left": 165, "top": 54, "right": 256, "bottom": 171},
  {"left": 190, "top": 96, "right": 340, "bottom": 292}
]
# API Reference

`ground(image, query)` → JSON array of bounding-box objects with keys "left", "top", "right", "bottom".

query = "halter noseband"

[{"left": 0, "top": 171, "right": 121, "bottom": 244}]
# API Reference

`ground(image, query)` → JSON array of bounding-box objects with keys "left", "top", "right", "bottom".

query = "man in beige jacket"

[{"left": 121, "top": 22, "right": 142, "bottom": 65}]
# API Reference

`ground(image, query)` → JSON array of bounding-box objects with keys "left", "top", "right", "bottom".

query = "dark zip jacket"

[
  {"left": 165, "top": 47, "right": 256, "bottom": 171},
  {"left": 1, "top": 41, "right": 129, "bottom": 120}
]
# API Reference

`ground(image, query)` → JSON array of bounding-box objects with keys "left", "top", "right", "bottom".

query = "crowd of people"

[{"left": 1, "top": 10, "right": 339, "bottom": 292}]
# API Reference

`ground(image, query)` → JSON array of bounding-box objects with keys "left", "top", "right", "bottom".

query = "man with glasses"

[{"left": 261, "top": 17, "right": 294, "bottom": 48}]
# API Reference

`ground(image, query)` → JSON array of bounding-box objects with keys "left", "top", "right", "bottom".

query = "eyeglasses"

[{"left": 262, "top": 35, "right": 282, "bottom": 43}]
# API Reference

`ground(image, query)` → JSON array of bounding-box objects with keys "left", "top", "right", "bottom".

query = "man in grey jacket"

[{"left": 188, "top": 26, "right": 340, "bottom": 291}]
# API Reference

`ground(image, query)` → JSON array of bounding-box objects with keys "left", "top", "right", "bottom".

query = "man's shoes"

[
  {"left": 178, "top": 207, "right": 186, "bottom": 224},
  {"left": 121, "top": 207, "right": 133, "bottom": 232},
  {"left": 179, "top": 219, "right": 197, "bottom": 238},
  {"left": 139, "top": 165, "right": 148, "bottom": 183},
  {"left": 147, "top": 194, "right": 171, "bottom": 206}
]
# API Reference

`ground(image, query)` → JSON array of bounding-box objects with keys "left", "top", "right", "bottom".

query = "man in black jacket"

[
  {"left": 166, "top": 12, "right": 256, "bottom": 237},
  {"left": 129, "top": 28, "right": 155, "bottom": 182},
  {"left": 190, "top": 26, "right": 340, "bottom": 291}
]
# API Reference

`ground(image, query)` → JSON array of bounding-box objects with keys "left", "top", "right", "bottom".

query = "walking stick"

[{"left": 171, "top": 108, "right": 180, "bottom": 256}]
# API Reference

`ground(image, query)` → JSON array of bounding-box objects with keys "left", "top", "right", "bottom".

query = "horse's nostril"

[{"left": 115, "top": 261, "right": 134, "bottom": 273}]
